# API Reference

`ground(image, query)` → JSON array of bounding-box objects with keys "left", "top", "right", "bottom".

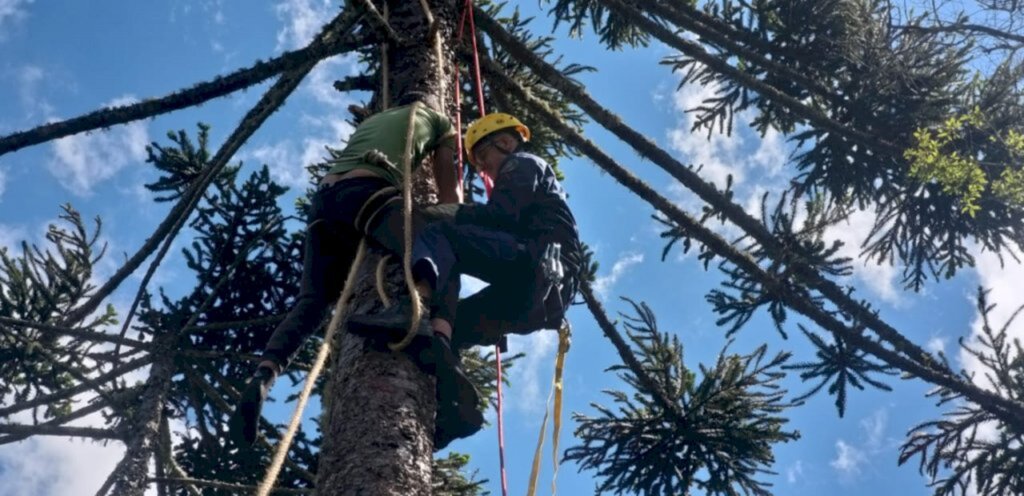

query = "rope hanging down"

[
  {"left": 256, "top": 240, "right": 368, "bottom": 496},
  {"left": 453, "top": 2, "right": 508, "bottom": 495}
]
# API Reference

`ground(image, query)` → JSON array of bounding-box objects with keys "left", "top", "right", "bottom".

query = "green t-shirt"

[{"left": 325, "top": 103, "right": 456, "bottom": 185}]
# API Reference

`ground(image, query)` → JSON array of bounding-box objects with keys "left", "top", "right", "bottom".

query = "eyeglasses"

[{"left": 471, "top": 140, "right": 497, "bottom": 168}]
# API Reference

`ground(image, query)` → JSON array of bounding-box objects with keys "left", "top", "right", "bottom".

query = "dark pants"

[
  {"left": 416, "top": 221, "right": 578, "bottom": 351},
  {"left": 262, "top": 177, "right": 432, "bottom": 367}
]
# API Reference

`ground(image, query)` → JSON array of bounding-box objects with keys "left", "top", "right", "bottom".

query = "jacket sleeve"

[{"left": 454, "top": 156, "right": 539, "bottom": 230}]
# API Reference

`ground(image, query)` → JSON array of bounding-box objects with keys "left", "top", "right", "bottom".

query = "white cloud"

[
  {"left": 661, "top": 73, "right": 792, "bottom": 253},
  {"left": 0, "top": 0, "right": 33, "bottom": 39},
  {"left": 592, "top": 251, "right": 644, "bottom": 300},
  {"left": 17, "top": 65, "right": 42, "bottom": 105},
  {"left": 506, "top": 330, "right": 558, "bottom": 414},
  {"left": 307, "top": 58, "right": 356, "bottom": 108},
  {"left": 0, "top": 222, "right": 26, "bottom": 251},
  {"left": 13, "top": 64, "right": 54, "bottom": 120},
  {"left": 926, "top": 336, "right": 946, "bottom": 356},
  {"left": 963, "top": 248, "right": 1024, "bottom": 389},
  {"left": 830, "top": 439, "right": 867, "bottom": 478},
  {"left": 48, "top": 96, "right": 149, "bottom": 196},
  {"left": 786, "top": 460, "right": 804, "bottom": 484},
  {"left": 666, "top": 78, "right": 789, "bottom": 191},
  {"left": 830, "top": 407, "right": 891, "bottom": 482},
  {"left": 861, "top": 407, "right": 888, "bottom": 451},
  {"left": 667, "top": 81, "right": 746, "bottom": 189},
  {"left": 823, "top": 208, "right": 903, "bottom": 305},
  {"left": 749, "top": 127, "right": 787, "bottom": 176},
  {"left": 248, "top": 141, "right": 305, "bottom": 188},
  {"left": 245, "top": 114, "right": 354, "bottom": 189},
  {"left": 0, "top": 410, "right": 125, "bottom": 496},
  {"left": 274, "top": 0, "right": 334, "bottom": 51}
]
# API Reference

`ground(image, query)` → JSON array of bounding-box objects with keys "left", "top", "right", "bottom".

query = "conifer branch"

[
  {"left": 0, "top": 12, "right": 368, "bottom": 157},
  {"left": 356, "top": 0, "right": 402, "bottom": 45},
  {"left": 590, "top": 0, "right": 898, "bottom": 154},
  {"left": 0, "top": 355, "right": 151, "bottom": 419},
  {"left": 63, "top": 8, "right": 361, "bottom": 329},
  {"left": 0, "top": 315, "right": 150, "bottom": 349},
  {"left": 636, "top": 0, "right": 840, "bottom": 105},
  {"left": 579, "top": 282, "right": 687, "bottom": 424},
  {"left": 186, "top": 363, "right": 317, "bottom": 483},
  {"left": 0, "top": 399, "right": 110, "bottom": 445},
  {"left": 898, "top": 22, "right": 1024, "bottom": 46},
  {"left": 0, "top": 423, "right": 122, "bottom": 440},
  {"left": 479, "top": 50, "right": 1024, "bottom": 429},
  {"left": 477, "top": 9, "right": 944, "bottom": 379}
]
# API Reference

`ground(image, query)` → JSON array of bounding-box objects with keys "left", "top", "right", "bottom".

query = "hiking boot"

[
  {"left": 229, "top": 365, "right": 276, "bottom": 446},
  {"left": 428, "top": 335, "right": 484, "bottom": 450},
  {"left": 347, "top": 298, "right": 432, "bottom": 343}
]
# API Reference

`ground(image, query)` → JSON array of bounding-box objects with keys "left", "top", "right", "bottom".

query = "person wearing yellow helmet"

[
  {"left": 463, "top": 112, "right": 531, "bottom": 177},
  {"left": 350, "top": 112, "right": 582, "bottom": 385}
]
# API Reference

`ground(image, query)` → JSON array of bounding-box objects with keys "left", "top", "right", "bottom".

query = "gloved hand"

[
  {"left": 420, "top": 203, "right": 460, "bottom": 223},
  {"left": 229, "top": 365, "right": 277, "bottom": 446}
]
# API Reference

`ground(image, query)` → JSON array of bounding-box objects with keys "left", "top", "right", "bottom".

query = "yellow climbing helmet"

[{"left": 464, "top": 113, "right": 531, "bottom": 165}]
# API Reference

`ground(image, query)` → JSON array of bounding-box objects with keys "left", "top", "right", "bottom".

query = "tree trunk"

[
  {"left": 316, "top": 1, "right": 457, "bottom": 494},
  {"left": 106, "top": 335, "right": 176, "bottom": 496}
]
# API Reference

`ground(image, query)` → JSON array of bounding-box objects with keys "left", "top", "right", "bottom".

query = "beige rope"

[
  {"left": 256, "top": 240, "right": 368, "bottom": 496},
  {"left": 375, "top": 255, "right": 393, "bottom": 307},
  {"left": 388, "top": 100, "right": 425, "bottom": 352}
]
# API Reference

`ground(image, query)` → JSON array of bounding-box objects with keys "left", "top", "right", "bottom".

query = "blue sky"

[{"left": 1, "top": 1, "right": 1022, "bottom": 495}]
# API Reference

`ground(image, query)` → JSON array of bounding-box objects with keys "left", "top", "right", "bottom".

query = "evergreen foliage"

[
  {"left": 4, "top": 0, "right": 1024, "bottom": 494},
  {"left": 899, "top": 288, "right": 1024, "bottom": 496},
  {"left": 565, "top": 298, "right": 798, "bottom": 495}
]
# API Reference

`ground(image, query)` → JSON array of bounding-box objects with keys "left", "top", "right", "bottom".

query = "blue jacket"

[{"left": 455, "top": 151, "right": 582, "bottom": 271}]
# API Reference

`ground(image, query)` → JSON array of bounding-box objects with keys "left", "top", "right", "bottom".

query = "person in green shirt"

[{"left": 229, "top": 92, "right": 482, "bottom": 450}]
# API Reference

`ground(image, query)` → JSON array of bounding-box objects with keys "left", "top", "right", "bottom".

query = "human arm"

[
  {"left": 452, "top": 156, "right": 539, "bottom": 229},
  {"left": 433, "top": 137, "right": 462, "bottom": 204}
]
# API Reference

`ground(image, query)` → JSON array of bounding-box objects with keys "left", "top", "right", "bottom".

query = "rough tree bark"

[{"left": 316, "top": 1, "right": 458, "bottom": 494}]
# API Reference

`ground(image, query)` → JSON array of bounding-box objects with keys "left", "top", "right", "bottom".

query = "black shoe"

[
  {"left": 347, "top": 298, "right": 432, "bottom": 343},
  {"left": 229, "top": 366, "right": 276, "bottom": 446},
  {"left": 430, "top": 335, "right": 484, "bottom": 450}
]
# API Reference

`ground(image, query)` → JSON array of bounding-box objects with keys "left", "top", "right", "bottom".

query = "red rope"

[
  {"left": 454, "top": 2, "right": 505, "bottom": 494},
  {"left": 454, "top": 0, "right": 494, "bottom": 196}
]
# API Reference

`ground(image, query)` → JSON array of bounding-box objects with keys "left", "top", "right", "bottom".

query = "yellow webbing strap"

[{"left": 526, "top": 321, "right": 572, "bottom": 496}]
